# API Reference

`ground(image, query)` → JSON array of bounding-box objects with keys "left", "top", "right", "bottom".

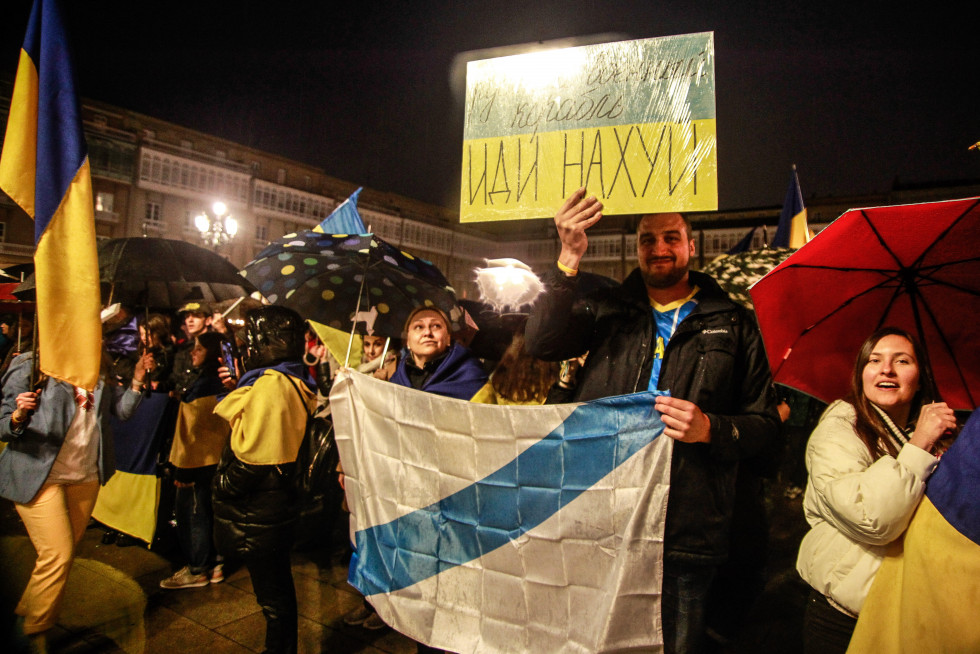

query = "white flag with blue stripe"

[{"left": 331, "top": 369, "right": 672, "bottom": 653}]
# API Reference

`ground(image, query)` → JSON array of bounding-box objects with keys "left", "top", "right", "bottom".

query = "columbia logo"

[{"left": 702, "top": 328, "right": 728, "bottom": 335}]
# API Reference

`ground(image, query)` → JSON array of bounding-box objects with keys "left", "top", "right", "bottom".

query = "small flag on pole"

[
  {"left": 314, "top": 187, "right": 366, "bottom": 235},
  {"left": 0, "top": 0, "right": 102, "bottom": 390},
  {"left": 771, "top": 165, "right": 811, "bottom": 249}
]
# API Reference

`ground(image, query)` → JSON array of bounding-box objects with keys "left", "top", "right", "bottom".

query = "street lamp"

[{"left": 195, "top": 201, "right": 238, "bottom": 250}]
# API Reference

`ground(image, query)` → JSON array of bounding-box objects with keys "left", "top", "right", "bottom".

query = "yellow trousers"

[{"left": 14, "top": 480, "right": 100, "bottom": 634}]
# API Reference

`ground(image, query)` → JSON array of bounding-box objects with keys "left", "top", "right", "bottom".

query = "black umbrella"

[
  {"left": 98, "top": 237, "right": 257, "bottom": 308},
  {"left": 241, "top": 232, "right": 460, "bottom": 339},
  {"left": 16, "top": 237, "right": 256, "bottom": 308}
]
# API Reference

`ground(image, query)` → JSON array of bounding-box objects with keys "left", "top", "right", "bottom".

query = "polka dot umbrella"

[{"left": 241, "top": 232, "right": 462, "bottom": 339}]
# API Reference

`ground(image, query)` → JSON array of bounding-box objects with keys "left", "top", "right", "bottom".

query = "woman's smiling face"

[{"left": 861, "top": 333, "right": 920, "bottom": 420}]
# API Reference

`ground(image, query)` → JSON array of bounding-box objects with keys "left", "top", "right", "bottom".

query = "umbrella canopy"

[
  {"left": 750, "top": 197, "right": 980, "bottom": 410},
  {"left": 700, "top": 247, "right": 795, "bottom": 309},
  {"left": 98, "top": 237, "right": 257, "bottom": 308},
  {"left": 241, "top": 231, "right": 460, "bottom": 339}
]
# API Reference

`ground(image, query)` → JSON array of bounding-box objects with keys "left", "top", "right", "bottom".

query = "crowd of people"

[{"left": 0, "top": 188, "right": 968, "bottom": 654}]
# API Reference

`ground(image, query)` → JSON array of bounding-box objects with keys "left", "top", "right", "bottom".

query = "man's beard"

[{"left": 640, "top": 259, "right": 688, "bottom": 289}]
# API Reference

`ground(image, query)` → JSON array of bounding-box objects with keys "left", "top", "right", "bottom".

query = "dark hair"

[
  {"left": 194, "top": 332, "right": 224, "bottom": 376},
  {"left": 846, "top": 326, "right": 939, "bottom": 459},
  {"left": 490, "top": 330, "right": 560, "bottom": 403},
  {"left": 138, "top": 313, "right": 172, "bottom": 348}
]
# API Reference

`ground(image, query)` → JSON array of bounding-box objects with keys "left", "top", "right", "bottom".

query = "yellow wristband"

[{"left": 556, "top": 260, "right": 578, "bottom": 276}]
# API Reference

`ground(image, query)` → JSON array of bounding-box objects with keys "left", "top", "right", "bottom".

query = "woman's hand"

[
  {"left": 12, "top": 391, "right": 39, "bottom": 423},
  {"left": 134, "top": 351, "right": 155, "bottom": 383},
  {"left": 909, "top": 402, "right": 957, "bottom": 453},
  {"left": 218, "top": 365, "right": 238, "bottom": 390}
]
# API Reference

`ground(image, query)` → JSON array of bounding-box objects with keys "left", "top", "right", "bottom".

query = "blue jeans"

[
  {"left": 661, "top": 560, "right": 717, "bottom": 654},
  {"left": 174, "top": 466, "right": 217, "bottom": 575}
]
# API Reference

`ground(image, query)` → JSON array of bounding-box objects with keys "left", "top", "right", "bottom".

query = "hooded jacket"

[{"left": 526, "top": 265, "right": 780, "bottom": 563}]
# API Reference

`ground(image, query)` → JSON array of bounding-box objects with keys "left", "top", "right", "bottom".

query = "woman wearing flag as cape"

[
  {"left": 796, "top": 327, "right": 957, "bottom": 653},
  {"left": 211, "top": 306, "right": 316, "bottom": 654}
]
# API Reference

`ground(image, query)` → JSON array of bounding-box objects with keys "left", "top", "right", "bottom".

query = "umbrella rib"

[
  {"left": 773, "top": 263, "right": 904, "bottom": 275},
  {"left": 792, "top": 280, "right": 896, "bottom": 342},
  {"left": 860, "top": 210, "right": 906, "bottom": 270},
  {"left": 909, "top": 198, "right": 980, "bottom": 269},
  {"left": 914, "top": 271, "right": 980, "bottom": 298},
  {"left": 907, "top": 283, "right": 977, "bottom": 407}
]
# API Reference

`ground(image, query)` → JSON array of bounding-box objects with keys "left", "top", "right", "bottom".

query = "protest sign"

[{"left": 460, "top": 32, "right": 717, "bottom": 223}]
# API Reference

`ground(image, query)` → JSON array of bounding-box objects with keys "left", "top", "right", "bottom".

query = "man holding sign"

[{"left": 526, "top": 188, "right": 780, "bottom": 653}]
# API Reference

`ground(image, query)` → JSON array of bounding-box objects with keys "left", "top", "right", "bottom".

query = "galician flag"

[{"left": 331, "top": 369, "right": 672, "bottom": 653}]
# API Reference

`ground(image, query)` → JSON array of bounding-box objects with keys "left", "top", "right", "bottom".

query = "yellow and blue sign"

[{"left": 460, "top": 33, "right": 717, "bottom": 223}]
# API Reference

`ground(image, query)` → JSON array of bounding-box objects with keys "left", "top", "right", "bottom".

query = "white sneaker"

[
  {"left": 210, "top": 563, "right": 224, "bottom": 584},
  {"left": 159, "top": 566, "right": 209, "bottom": 589}
]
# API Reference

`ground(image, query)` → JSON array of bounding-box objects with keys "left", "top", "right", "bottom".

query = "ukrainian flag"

[
  {"left": 772, "top": 165, "right": 811, "bottom": 249},
  {"left": 848, "top": 409, "right": 980, "bottom": 652},
  {"left": 0, "top": 0, "right": 101, "bottom": 390}
]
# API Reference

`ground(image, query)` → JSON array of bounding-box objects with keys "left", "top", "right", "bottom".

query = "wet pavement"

[{"left": 0, "top": 483, "right": 811, "bottom": 654}]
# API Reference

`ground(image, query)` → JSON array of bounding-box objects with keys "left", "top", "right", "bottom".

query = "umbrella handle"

[
  {"left": 344, "top": 263, "right": 371, "bottom": 368},
  {"left": 219, "top": 296, "right": 245, "bottom": 321}
]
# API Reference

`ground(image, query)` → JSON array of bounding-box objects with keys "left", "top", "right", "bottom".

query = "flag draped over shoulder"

[
  {"left": 847, "top": 408, "right": 980, "bottom": 653},
  {"left": 771, "top": 165, "right": 810, "bottom": 249},
  {"left": 331, "top": 369, "right": 672, "bottom": 653},
  {"left": 0, "top": 0, "right": 101, "bottom": 390}
]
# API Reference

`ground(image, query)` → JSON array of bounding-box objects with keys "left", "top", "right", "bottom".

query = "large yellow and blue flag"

[
  {"left": 771, "top": 165, "right": 811, "bottom": 249},
  {"left": 848, "top": 408, "right": 980, "bottom": 652},
  {"left": 0, "top": 0, "right": 101, "bottom": 390}
]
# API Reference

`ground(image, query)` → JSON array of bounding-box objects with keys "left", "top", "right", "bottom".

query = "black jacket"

[
  {"left": 526, "top": 265, "right": 780, "bottom": 563},
  {"left": 212, "top": 447, "right": 298, "bottom": 558}
]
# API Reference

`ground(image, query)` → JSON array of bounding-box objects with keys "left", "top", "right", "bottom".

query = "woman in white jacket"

[{"left": 796, "top": 326, "right": 957, "bottom": 654}]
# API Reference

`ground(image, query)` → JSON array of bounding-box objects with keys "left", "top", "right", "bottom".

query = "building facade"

[{"left": 3, "top": 85, "right": 979, "bottom": 301}]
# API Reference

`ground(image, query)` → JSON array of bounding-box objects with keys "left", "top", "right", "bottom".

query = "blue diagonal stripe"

[{"left": 351, "top": 391, "right": 666, "bottom": 595}]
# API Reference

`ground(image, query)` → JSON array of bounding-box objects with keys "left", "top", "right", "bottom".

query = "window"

[
  {"left": 277, "top": 168, "right": 287, "bottom": 184},
  {"left": 251, "top": 161, "right": 261, "bottom": 174},
  {"left": 256, "top": 224, "right": 268, "bottom": 241},
  {"left": 95, "top": 192, "right": 114, "bottom": 213},
  {"left": 145, "top": 202, "right": 162, "bottom": 223},
  {"left": 180, "top": 139, "right": 193, "bottom": 150},
  {"left": 0, "top": 221, "right": 6, "bottom": 242}
]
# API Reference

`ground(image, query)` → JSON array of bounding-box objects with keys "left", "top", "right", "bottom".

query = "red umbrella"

[{"left": 750, "top": 197, "right": 980, "bottom": 410}]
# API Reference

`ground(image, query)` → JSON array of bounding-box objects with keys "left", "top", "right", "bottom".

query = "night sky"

[{"left": 2, "top": 1, "right": 977, "bottom": 216}]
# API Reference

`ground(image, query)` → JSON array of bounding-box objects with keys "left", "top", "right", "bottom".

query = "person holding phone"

[{"left": 159, "top": 332, "right": 231, "bottom": 589}]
